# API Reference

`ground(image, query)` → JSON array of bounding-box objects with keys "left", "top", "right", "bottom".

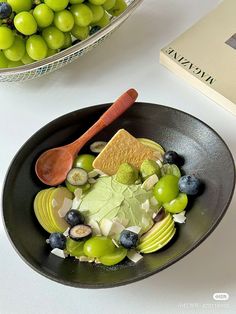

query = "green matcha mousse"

[{"left": 77, "top": 176, "right": 156, "bottom": 234}]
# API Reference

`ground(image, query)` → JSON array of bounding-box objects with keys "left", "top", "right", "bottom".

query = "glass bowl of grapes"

[{"left": 0, "top": 0, "right": 142, "bottom": 82}]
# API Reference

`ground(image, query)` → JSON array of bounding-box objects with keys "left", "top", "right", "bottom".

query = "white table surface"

[{"left": 0, "top": 1, "right": 235, "bottom": 313}]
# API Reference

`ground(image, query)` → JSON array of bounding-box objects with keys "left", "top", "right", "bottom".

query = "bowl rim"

[
  {"left": 2, "top": 103, "right": 235, "bottom": 288},
  {"left": 0, "top": 0, "right": 143, "bottom": 76}
]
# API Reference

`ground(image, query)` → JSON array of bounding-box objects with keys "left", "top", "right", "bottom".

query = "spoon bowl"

[
  {"left": 35, "top": 89, "right": 138, "bottom": 186},
  {"left": 35, "top": 148, "right": 74, "bottom": 186}
]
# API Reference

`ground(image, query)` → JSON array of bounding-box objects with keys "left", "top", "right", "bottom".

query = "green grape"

[
  {"left": 21, "top": 51, "right": 34, "bottom": 64},
  {"left": 44, "top": 0, "right": 69, "bottom": 12},
  {"left": 0, "top": 26, "right": 14, "bottom": 49},
  {"left": 87, "top": 3, "right": 104, "bottom": 23},
  {"left": 70, "top": 0, "right": 84, "bottom": 3},
  {"left": 164, "top": 193, "right": 188, "bottom": 214},
  {"left": 70, "top": 4, "right": 93, "bottom": 27},
  {"left": 0, "top": 51, "right": 8, "bottom": 68},
  {"left": 99, "top": 247, "right": 127, "bottom": 266},
  {"left": 73, "top": 154, "right": 95, "bottom": 172},
  {"left": 153, "top": 174, "right": 179, "bottom": 204},
  {"left": 3, "top": 36, "right": 25, "bottom": 61},
  {"left": 71, "top": 24, "right": 89, "bottom": 40},
  {"left": 42, "top": 26, "right": 65, "bottom": 50},
  {"left": 66, "top": 238, "right": 84, "bottom": 257},
  {"left": 47, "top": 48, "right": 57, "bottom": 57},
  {"left": 65, "top": 180, "right": 90, "bottom": 193},
  {"left": 8, "top": 60, "right": 23, "bottom": 67},
  {"left": 33, "top": 4, "right": 54, "bottom": 28},
  {"left": 161, "top": 164, "right": 181, "bottom": 179},
  {"left": 83, "top": 236, "right": 115, "bottom": 258},
  {"left": 108, "top": 0, "right": 127, "bottom": 16},
  {"left": 94, "top": 11, "right": 110, "bottom": 28},
  {"left": 89, "top": 0, "right": 106, "bottom": 4},
  {"left": 61, "top": 32, "right": 72, "bottom": 49},
  {"left": 14, "top": 12, "right": 37, "bottom": 35},
  {"left": 54, "top": 10, "right": 74, "bottom": 32},
  {"left": 26, "top": 35, "right": 48, "bottom": 60},
  {"left": 103, "top": 0, "right": 116, "bottom": 11},
  {"left": 7, "top": 0, "right": 32, "bottom": 14}
]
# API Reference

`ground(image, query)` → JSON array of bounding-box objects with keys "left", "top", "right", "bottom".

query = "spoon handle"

[{"left": 67, "top": 88, "right": 138, "bottom": 156}]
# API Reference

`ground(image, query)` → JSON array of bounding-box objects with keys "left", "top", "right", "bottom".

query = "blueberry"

[
  {"left": 178, "top": 175, "right": 201, "bottom": 195},
  {"left": 119, "top": 230, "right": 138, "bottom": 249},
  {"left": 65, "top": 210, "right": 85, "bottom": 227},
  {"left": 48, "top": 233, "right": 67, "bottom": 250},
  {"left": 89, "top": 26, "right": 101, "bottom": 36},
  {"left": 0, "top": 2, "right": 12, "bottom": 19},
  {"left": 163, "top": 151, "right": 181, "bottom": 165}
]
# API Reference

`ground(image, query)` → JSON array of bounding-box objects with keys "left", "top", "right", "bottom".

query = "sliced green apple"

[
  {"left": 44, "top": 187, "right": 60, "bottom": 232},
  {"left": 137, "top": 138, "right": 165, "bottom": 155},
  {"left": 48, "top": 187, "right": 73, "bottom": 232},
  {"left": 40, "top": 188, "right": 56, "bottom": 231},
  {"left": 137, "top": 219, "right": 175, "bottom": 251},
  {"left": 138, "top": 213, "right": 172, "bottom": 244},
  {"left": 34, "top": 189, "right": 55, "bottom": 233},
  {"left": 140, "top": 228, "right": 176, "bottom": 254}
]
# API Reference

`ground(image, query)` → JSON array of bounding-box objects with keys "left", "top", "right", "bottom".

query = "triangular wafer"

[{"left": 93, "top": 129, "right": 161, "bottom": 175}]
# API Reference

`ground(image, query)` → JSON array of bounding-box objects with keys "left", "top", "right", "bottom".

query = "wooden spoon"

[{"left": 35, "top": 88, "right": 138, "bottom": 186}]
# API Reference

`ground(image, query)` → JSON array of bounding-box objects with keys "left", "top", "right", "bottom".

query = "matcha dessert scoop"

[
  {"left": 115, "top": 162, "right": 139, "bottom": 185},
  {"left": 140, "top": 159, "right": 161, "bottom": 180}
]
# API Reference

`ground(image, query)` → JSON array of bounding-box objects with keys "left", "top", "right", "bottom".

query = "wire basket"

[{"left": 0, "top": 0, "right": 143, "bottom": 82}]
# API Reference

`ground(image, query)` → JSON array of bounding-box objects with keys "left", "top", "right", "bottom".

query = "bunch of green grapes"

[{"left": 0, "top": 0, "right": 127, "bottom": 69}]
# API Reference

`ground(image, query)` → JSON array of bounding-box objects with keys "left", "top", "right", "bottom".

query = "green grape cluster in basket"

[{"left": 0, "top": 0, "right": 127, "bottom": 69}]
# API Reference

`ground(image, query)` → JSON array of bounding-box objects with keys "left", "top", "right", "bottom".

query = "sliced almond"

[
  {"left": 141, "top": 199, "right": 150, "bottom": 212},
  {"left": 173, "top": 211, "right": 186, "bottom": 224},
  {"left": 51, "top": 248, "right": 67, "bottom": 259},
  {"left": 58, "top": 197, "right": 73, "bottom": 218},
  {"left": 127, "top": 250, "right": 143, "bottom": 263},
  {"left": 126, "top": 226, "right": 141, "bottom": 234},
  {"left": 141, "top": 174, "right": 159, "bottom": 191}
]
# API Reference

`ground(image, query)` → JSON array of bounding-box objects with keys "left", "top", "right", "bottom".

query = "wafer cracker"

[{"left": 92, "top": 129, "right": 161, "bottom": 175}]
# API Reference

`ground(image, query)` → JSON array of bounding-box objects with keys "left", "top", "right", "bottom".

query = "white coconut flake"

[
  {"left": 58, "top": 198, "right": 73, "bottom": 218},
  {"left": 88, "top": 219, "right": 102, "bottom": 235},
  {"left": 88, "top": 178, "right": 97, "bottom": 184},
  {"left": 141, "top": 174, "right": 159, "bottom": 191},
  {"left": 52, "top": 199, "right": 58, "bottom": 208},
  {"left": 74, "top": 188, "right": 83, "bottom": 198},
  {"left": 94, "top": 169, "right": 108, "bottom": 176},
  {"left": 112, "top": 239, "right": 120, "bottom": 248},
  {"left": 141, "top": 199, "right": 150, "bottom": 212},
  {"left": 63, "top": 227, "right": 70, "bottom": 237},
  {"left": 51, "top": 248, "right": 67, "bottom": 259},
  {"left": 156, "top": 159, "right": 163, "bottom": 168},
  {"left": 88, "top": 170, "right": 100, "bottom": 178},
  {"left": 100, "top": 218, "right": 113, "bottom": 236},
  {"left": 173, "top": 211, "right": 186, "bottom": 224},
  {"left": 71, "top": 197, "right": 82, "bottom": 210},
  {"left": 126, "top": 226, "right": 142, "bottom": 235},
  {"left": 150, "top": 196, "right": 158, "bottom": 206},
  {"left": 110, "top": 221, "right": 125, "bottom": 236},
  {"left": 95, "top": 258, "right": 101, "bottom": 264},
  {"left": 78, "top": 256, "right": 95, "bottom": 262},
  {"left": 127, "top": 250, "right": 143, "bottom": 263}
]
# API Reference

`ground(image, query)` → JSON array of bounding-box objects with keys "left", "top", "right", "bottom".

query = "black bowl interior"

[{"left": 2, "top": 103, "right": 235, "bottom": 288}]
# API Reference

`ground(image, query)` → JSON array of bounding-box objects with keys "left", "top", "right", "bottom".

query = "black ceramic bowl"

[{"left": 2, "top": 103, "right": 235, "bottom": 288}]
